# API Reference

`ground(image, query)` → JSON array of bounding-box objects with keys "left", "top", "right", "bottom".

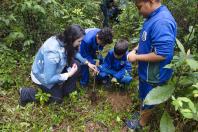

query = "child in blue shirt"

[
  {"left": 97, "top": 39, "right": 132, "bottom": 87},
  {"left": 80, "top": 28, "right": 113, "bottom": 87}
]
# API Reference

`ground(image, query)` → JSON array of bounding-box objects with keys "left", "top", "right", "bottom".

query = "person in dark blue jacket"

[
  {"left": 97, "top": 39, "right": 132, "bottom": 87},
  {"left": 125, "top": 0, "right": 177, "bottom": 130},
  {"left": 80, "top": 27, "right": 113, "bottom": 87}
]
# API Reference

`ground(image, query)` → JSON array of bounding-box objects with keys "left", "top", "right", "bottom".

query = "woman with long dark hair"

[{"left": 19, "top": 24, "right": 95, "bottom": 106}]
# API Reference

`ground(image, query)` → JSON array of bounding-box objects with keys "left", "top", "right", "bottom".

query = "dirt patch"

[
  {"left": 89, "top": 91, "right": 98, "bottom": 105},
  {"left": 85, "top": 121, "right": 108, "bottom": 132},
  {"left": 107, "top": 92, "right": 132, "bottom": 112},
  {"left": 85, "top": 120, "right": 129, "bottom": 132}
]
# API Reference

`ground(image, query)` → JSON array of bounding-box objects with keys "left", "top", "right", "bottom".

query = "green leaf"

[
  {"left": 160, "top": 111, "right": 175, "bottom": 132},
  {"left": 24, "top": 40, "right": 34, "bottom": 47},
  {"left": 180, "top": 109, "right": 193, "bottom": 119},
  {"left": 192, "top": 83, "right": 198, "bottom": 88},
  {"left": 20, "top": 122, "right": 30, "bottom": 127},
  {"left": 8, "top": 32, "right": 24, "bottom": 40},
  {"left": 130, "top": 38, "right": 139, "bottom": 44},
  {"left": 178, "top": 97, "right": 196, "bottom": 113},
  {"left": 186, "top": 59, "right": 198, "bottom": 70},
  {"left": 144, "top": 85, "right": 175, "bottom": 105},
  {"left": 187, "top": 49, "right": 191, "bottom": 56},
  {"left": 164, "top": 64, "right": 173, "bottom": 69},
  {"left": 178, "top": 78, "right": 193, "bottom": 88},
  {"left": 172, "top": 99, "right": 182, "bottom": 111},
  {"left": 34, "top": 5, "right": 46, "bottom": 14},
  {"left": 188, "top": 26, "right": 195, "bottom": 41},
  {"left": 176, "top": 39, "right": 185, "bottom": 54},
  {"left": 194, "top": 94, "right": 198, "bottom": 98},
  {"left": 116, "top": 116, "right": 121, "bottom": 122},
  {"left": 178, "top": 97, "right": 190, "bottom": 102},
  {"left": 193, "top": 90, "right": 198, "bottom": 94}
]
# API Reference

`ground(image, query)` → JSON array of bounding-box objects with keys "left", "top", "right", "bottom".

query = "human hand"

[
  {"left": 95, "top": 59, "right": 100, "bottom": 67},
  {"left": 88, "top": 62, "right": 99, "bottom": 74},
  {"left": 111, "top": 77, "right": 118, "bottom": 83},
  {"left": 68, "top": 63, "right": 78, "bottom": 77},
  {"left": 127, "top": 51, "right": 137, "bottom": 62},
  {"left": 133, "top": 45, "right": 139, "bottom": 51}
]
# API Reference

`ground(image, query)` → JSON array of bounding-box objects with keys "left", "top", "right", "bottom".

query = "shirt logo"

[{"left": 142, "top": 31, "right": 147, "bottom": 42}]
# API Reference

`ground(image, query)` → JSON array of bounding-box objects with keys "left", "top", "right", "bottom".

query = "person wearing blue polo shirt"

[
  {"left": 97, "top": 39, "right": 132, "bottom": 87},
  {"left": 80, "top": 27, "right": 113, "bottom": 87},
  {"left": 125, "top": 0, "right": 177, "bottom": 130}
]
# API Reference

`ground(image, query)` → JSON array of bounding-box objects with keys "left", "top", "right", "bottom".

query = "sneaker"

[
  {"left": 124, "top": 112, "right": 141, "bottom": 130},
  {"left": 125, "top": 119, "right": 142, "bottom": 130}
]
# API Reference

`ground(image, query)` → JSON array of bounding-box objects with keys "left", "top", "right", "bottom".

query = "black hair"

[
  {"left": 97, "top": 27, "right": 113, "bottom": 45},
  {"left": 57, "top": 24, "right": 85, "bottom": 66},
  {"left": 114, "top": 39, "right": 129, "bottom": 56}
]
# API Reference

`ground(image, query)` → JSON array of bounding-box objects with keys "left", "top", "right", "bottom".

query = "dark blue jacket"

[
  {"left": 99, "top": 49, "right": 132, "bottom": 80},
  {"left": 80, "top": 28, "right": 103, "bottom": 64},
  {"left": 137, "top": 5, "right": 177, "bottom": 84}
]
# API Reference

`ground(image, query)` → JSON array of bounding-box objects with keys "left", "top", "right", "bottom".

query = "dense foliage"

[{"left": 0, "top": 0, "right": 198, "bottom": 131}]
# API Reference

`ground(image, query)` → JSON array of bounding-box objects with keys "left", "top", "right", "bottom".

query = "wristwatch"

[{"left": 85, "top": 60, "right": 89, "bottom": 65}]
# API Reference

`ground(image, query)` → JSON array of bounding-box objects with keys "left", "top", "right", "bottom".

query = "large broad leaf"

[
  {"left": 144, "top": 85, "right": 175, "bottom": 105},
  {"left": 160, "top": 111, "right": 175, "bottom": 132}
]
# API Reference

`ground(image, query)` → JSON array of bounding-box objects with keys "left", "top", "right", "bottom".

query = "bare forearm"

[{"left": 136, "top": 52, "right": 165, "bottom": 62}]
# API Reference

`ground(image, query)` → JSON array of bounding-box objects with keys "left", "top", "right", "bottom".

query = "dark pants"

[
  {"left": 80, "top": 64, "right": 90, "bottom": 86},
  {"left": 100, "top": 3, "right": 109, "bottom": 27},
  {"left": 80, "top": 57, "right": 103, "bottom": 86},
  {"left": 139, "top": 78, "right": 167, "bottom": 110},
  {"left": 20, "top": 60, "right": 80, "bottom": 104},
  {"left": 97, "top": 66, "right": 132, "bottom": 85},
  {"left": 97, "top": 71, "right": 132, "bottom": 85}
]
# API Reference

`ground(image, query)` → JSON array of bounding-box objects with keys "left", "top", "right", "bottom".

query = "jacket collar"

[
  {"left": 56, "top": 36, "right": 65, "bottom": 47},
  {"left": 147, "top": 5, "right": 166, "bottom": 19}
]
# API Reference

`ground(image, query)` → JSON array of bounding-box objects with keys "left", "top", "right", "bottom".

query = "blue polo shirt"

[
  {"left": 100, "top": 49, "right": 132, "bottom": 80},
  {"left": 80, "top": 28, "right": 103, "bottom": 64},
  {"left": 137, "top": 5, "right": 177, "bottom": 84}
]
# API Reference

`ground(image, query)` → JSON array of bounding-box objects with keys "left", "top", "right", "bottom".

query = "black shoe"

[
  {"left": 18, "top": 87, "right": 37, "bottom": 106},
  {"left": 102, "top": 80, "right": 112, "bottom": 91},
  {"left": 18, "top": 88, "right": 27, "bottom": 107}
]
